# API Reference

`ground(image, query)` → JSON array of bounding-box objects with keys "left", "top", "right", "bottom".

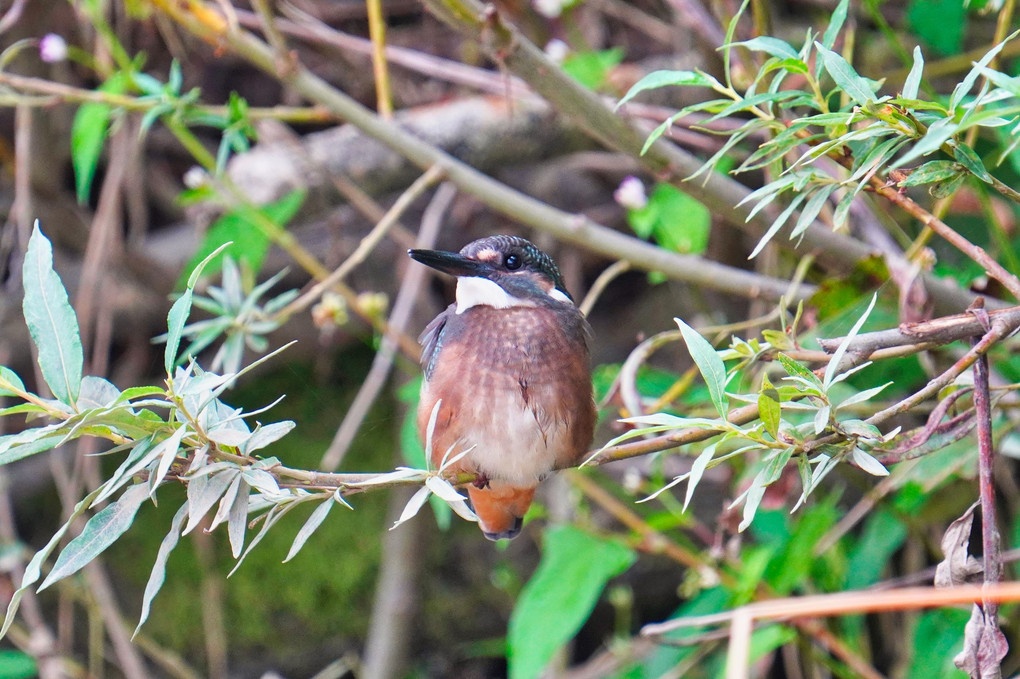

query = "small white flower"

[
  {"left": 182, "top": 166, "right": 208, "bottom": 189},
  {"left": 534, "top": 0, "right": 565, "bottom": 18},
  {"left": 39, "top": 34, "right": 67, "bottom": 63},
  {"left": 614, "top": 176, "right": 647, "bottom": 210},
  {"left": 544, "top": 39, "right": 569, "bottom": 64}
]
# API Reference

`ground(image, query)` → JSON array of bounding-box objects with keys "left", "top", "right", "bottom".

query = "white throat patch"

[
  {"left": 455, "top": 277, "right": 575, "bottom": 314},
  {"left": 456, "top": 277, "right": 531, "bottom": 314}
]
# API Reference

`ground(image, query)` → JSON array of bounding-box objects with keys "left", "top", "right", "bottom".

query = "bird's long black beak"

[{"left": 408, "top": 249, "right": 490, "bottom": 277}]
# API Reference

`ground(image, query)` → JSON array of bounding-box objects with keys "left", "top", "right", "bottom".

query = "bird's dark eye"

[{"left": 504, "top": 253, "right": 522, "bottom": 270}]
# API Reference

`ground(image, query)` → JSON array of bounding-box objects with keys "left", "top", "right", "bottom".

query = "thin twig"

[
  {"left": 972, "top": 332, "right": 1003, "bottom": 621},
  {"left": 578, "top": 260, "right": 629, "bottom": 317},
  {"left": 318, "top": 179, "right": 453, "bottom": 470},
  {"left": 278, "top": 165, "right": 446, "bottom": 321}
]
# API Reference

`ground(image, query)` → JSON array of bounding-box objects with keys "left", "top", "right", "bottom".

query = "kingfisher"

[{"left": 409, "top": 235, "right": 596, "bottom": 540}]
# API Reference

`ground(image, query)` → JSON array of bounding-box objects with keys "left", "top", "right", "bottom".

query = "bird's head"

[{"left": 409, "top": 235, "right": 573, "bottom": 313}]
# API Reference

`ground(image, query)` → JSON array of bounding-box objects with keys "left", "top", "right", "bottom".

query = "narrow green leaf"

[
  {"left": 23, "top": 224, "right": 83, "bottom": 405},
  {"left": 729, "top": 37, "right": 799, "bottom": 60},
  {"left": 134, "top": 503, "right": 188, "bottom": 638},
  {"left": 183, "top": 469, "right": 238, "bottom": 535},
  {"left": 748, "top": 192, "right": 808, "bottom": 259},
  {"left": 40, "top": 484, "right": 149, "bottom": 591},
  {"left": 675, "top": 318, "right": 729, "bottom": 419},
  {"left": 903, "top": 46, "right": 925, "bottom": 99},
  {"left": 283, "top": 497, "right": 334, "bottom": 563},
  {"left": 164, "top": 242, "right": 232, "bottom": 374},
  {"left": 949, "top": 29, "right": 1018, "bottom": 110},
  {"left": 508, "top": 526, "right": 635, "bottom": 679},
  {"left": 616, "top": 70, "right": 721, "bottom": 109},
  {"left": 762, "top": 448, "right": 794, "bottom": 484},
  {"left": 814, "top": 42, "right": 875, "bottom": 105},
  {"left": 0, "top": 367, "right": 25, "bottom": 397},
  {"left": 227, "top": 479, "right": 249, "bottom": 558},
  {"left": 953, "top": 143, "right": 992, "bottom": 183},
  {"left": 823, "top": 293, "right": 877, "bottom": 389},
  {"left": 821, "top": 0, "right": 850, "bottom": 49},
  {"left": 0, "top": 435, "right": 63, "bottom": 467},
  {"left": 758, "top": 375, "right": 781, "bottom": 439},
  {"left": 739, "top": 470, "right": 768, "bottom": 531},
  {"left": 791, "top": 185, "right": 837, "bottom": 239},
  {"left": 0, "top": 487, "right": 103, "bottom": 639},
  {"left": 70, "top": 73, "right": 126, "bottom": 204},
  {"left": 227, "top": 502, "right": 300, "bottom": 577},
  {"left": 684, "top": 444, "right": 716, "bottom": 512},
  {"left": 851, "top": 447, "right": 890, "bottom": 476}
]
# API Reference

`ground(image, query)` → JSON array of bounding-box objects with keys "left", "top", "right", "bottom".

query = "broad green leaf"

[
  {"left": 164, "top": 242, "right": 232, "bottom": 374},
  {"left": 134, "top": 503, "right": 188, "bottom": 638},
  {"left": 40, "top": 484, "right": 149, "bottom": 591},
  {"left": 283, "top": 497, "right": 334, "bottom": 563},
  {"left": 616, "top": 70, "right": 721, "bottom": 109},
  {"left": 177, "top": 190, "right": 305, "bottom": 288},
  {"left": 23, "top": 224, "right": 83, "bottom": 406},
  {"left": 898, "top": 160, "right": 964, "bottom": 187},
  {"left": 953, "top": 143, "right": 992, "bottom": 183},
  {"left": 562, "top": 48, "right": 624, "bottom": 91},
  {"left": 908, "top": 0, "right": 965, "bottom": 57},
  {"left": 76, "top": 376, "right": 120, "bottom": 409},
  {"left": 903, "top": 46, "right": 925, "bottom": 99},
  {"left": 906, "top": 608, "right": 970, "bottom": 679},
  {"left": 758, "top": 375, "right": 781, "bottom": 439},
  {"left": 675, "top": 318, "right": 729, "bottom": 419},
  {"left": 845, "top": 509, "right": 907, "bottom": 589},
  {"left": 71, "top": 73, "right": 126, "bottom": 204},
  {"left": 0, "top": 649, "right": 37, "bottom": 678},
  {"left": 508, "top": 526, "right": 635, "bottom": 679},
  {"left": 814, "top": 43, "right": 876, "bottom": 106}
]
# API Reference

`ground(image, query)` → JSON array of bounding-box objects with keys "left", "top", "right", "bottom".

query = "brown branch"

[{"left": 816, "top": 305, "right": 1020, "bottom": 356}]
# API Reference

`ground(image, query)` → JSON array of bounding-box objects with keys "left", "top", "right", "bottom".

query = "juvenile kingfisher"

[{"left": 409, "top": 235, "right": 596, "bottom": 540}]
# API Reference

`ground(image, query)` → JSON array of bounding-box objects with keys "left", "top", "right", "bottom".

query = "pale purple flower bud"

[
  {"left": 534, "top": 0, "right": 565, "bottom": 18},
  {"left": 182, "top": 166, "right": 208, "bottom": 189},
  {"left": 544, "top": 39, "right": 569, "bottom": 64},
  {"left": 39, "top": 34, "right": 67, "bottom": 63},
  {"left": 614, "top": 176, "right": 647, "bottom": 210}
]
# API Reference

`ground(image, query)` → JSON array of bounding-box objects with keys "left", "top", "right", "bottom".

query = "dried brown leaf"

[
  {"left": 934, "top": 501, "right": 983, "bottom": 588},
  {"left": 953, "top": 604, "right": 1008, "bottom": 679}
]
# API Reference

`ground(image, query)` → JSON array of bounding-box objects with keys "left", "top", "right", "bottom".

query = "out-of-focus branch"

[
  {"left": 151, "top": 0, "right": 807, "bottom": 303},
  {"left": 420, "top": 0, "right": 987, "bottom": 314}
]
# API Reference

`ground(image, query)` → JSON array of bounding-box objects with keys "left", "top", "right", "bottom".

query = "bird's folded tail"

[{"left": 468, "top": 484, "right": 536, "bottom": 541}]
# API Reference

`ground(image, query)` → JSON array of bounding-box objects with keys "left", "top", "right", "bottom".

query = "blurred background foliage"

[{"left": 1, "top": 0, "right": 1020, "bottom": 677}]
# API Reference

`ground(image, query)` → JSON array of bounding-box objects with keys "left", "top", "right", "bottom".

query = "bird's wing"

[{"left": 419, "top": 304, "right": 456, "bottom": 381}]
